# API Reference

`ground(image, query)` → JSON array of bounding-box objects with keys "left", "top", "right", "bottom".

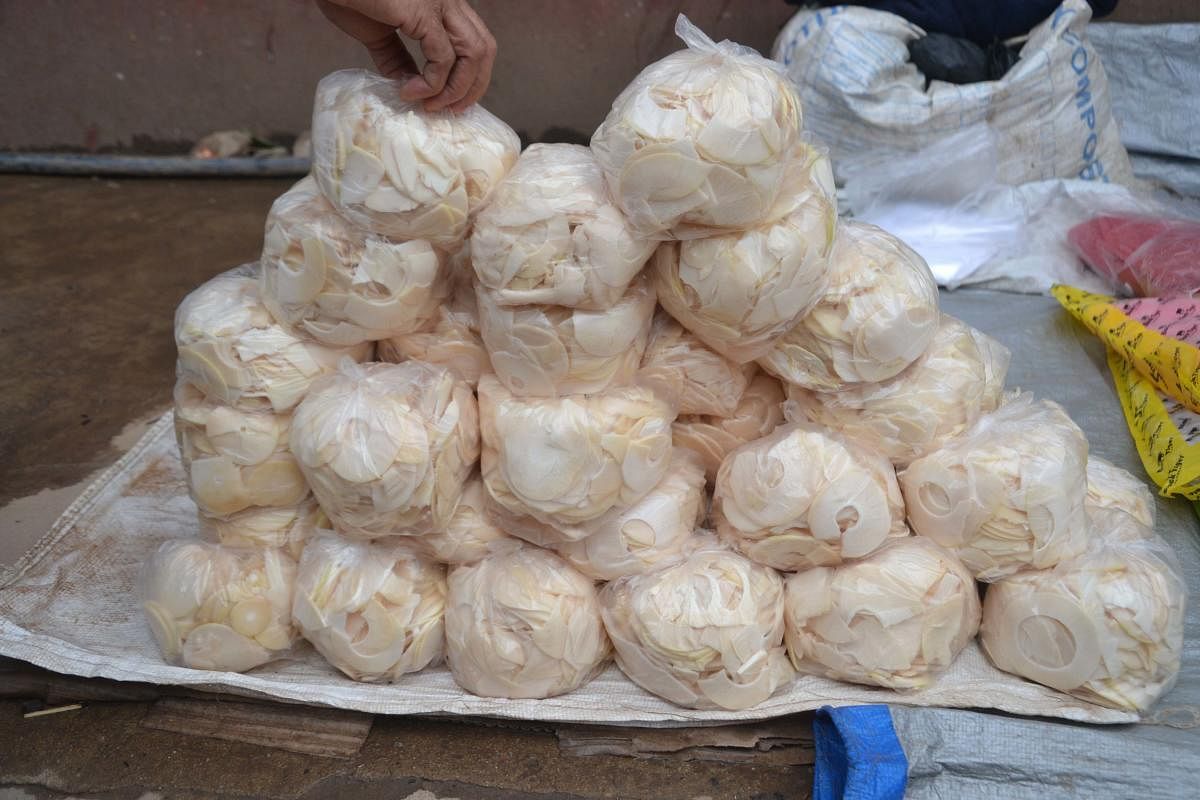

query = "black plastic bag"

[{"left": 909, "top": 33, "right": 1021, "bottom": 86}]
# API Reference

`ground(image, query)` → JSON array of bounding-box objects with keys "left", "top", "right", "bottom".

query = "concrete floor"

[
  {"left": 0, "top": 175, "right": 290, "bottom": 567},
  {"left": 0, "top": 175, "right": 815, "bottom": 798}
]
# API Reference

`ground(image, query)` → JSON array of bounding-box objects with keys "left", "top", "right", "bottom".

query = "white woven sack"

[{"left": 772, "top": 0, "right": 1133, "bottom": 187}]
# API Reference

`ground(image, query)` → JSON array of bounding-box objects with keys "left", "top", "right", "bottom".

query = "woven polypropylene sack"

[{"left": 772, "top": 0, "right": 1134, "bottom": 187}]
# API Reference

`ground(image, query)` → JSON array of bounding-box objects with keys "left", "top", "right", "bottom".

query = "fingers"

[
  {"left": 421, "top": 2, "right": 478, "bottom": 111},
  {"left": 323, "top": 0, "right": 497, "bottom": 112},
  {"left": 316, "top": 0, "right": 396, "bottom": 48},
  {"left": 317, "top": 1, "right": 420, "bottom": 81},
  {"left": 364, "top": 33, "right": 421, "bottom": 81},
  {"left": 394, "top": 4, "right": 456, "bottom": 101},
  {"left": 439, "top": 2, "right": 497, "bottom": 112}
]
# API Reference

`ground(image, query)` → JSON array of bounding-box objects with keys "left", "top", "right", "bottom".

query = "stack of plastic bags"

[
  {"left": 1054, "top": 285, "right": 1200, "bottom": 503},
  {"left": 143, "top": 16, "right": 1185, "bottom": 717}
]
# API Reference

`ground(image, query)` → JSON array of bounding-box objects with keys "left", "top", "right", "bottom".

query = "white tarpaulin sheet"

[{"left": 1, "top": 292, "right": 1196, "bottom": 732}]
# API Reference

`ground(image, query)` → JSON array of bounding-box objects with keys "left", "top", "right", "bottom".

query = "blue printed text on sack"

[{"left": 1054, "top": 4, "right": 1110, "bottom": 182}]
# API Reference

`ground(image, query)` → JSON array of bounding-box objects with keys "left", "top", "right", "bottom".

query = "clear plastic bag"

[
  {"left": 259, "top": 176, "right": 447, "bottom": 346},
  {"left": 198, "top": 499, "right": 324, "bottom": 560},
  {"left": 1068, "top": 214, "right": 1200, "bottom": 297},
  {"left": 478, "top": 374, "right": 674, "bottom": 527},
  {"left": 445, "top": 546, "right": 610, "bottom": 699},
  {"left": 1086, "top": 505, "right": 1154, "bottom": 546},
  {"left": 173, "top": 379, "right": 309, "bottom": 519},
  {"left": 712, "top": 422, "right": 906, "bottom": 572},
  {"left": 529, "top": 449, "right": 707, "bottom": 578},
  {"left": 476, "top": 274, "right": 655, "bottom": 397},
  {"left": 470, "top": 143, "right": 655, "bottom": 310},
  {"left": 476, "top": 487, "right": 589, "bottom": 548},
  {"left": 376, "top": 254, "right": 490, "bottom": 388},
  {"left": 785, "top": 314, "right": 1009, "bottom": 466},
  {"left": 1086, "top": 456, "right": 1155, "bottom": 529},
  {"left": 784, "top": 537, "right": 980, "bottom": 690},
  {"left": 901, "top": 394, "right": 1090, "bottom": 582},
  {"left": 652, "top": 178, "right": 835, "bottom": 363},
  {"left": 289, "top": 360, "right": 479, "bottom": 539},
  {"left": 292, "top": 532, "right": 446, "bottom": 682},
  {"left": 590, "top": 15, "right": 807, "bottom": 239},
  {"left": 980, "top": 527, "right": 1187, "bottom": 712},
  {"left": 480, "top": 448, "right": 704, "bottom": 554},
  {"left": 637, "top": 311, "right": 753, "bottom": 417},
  {"left": 419, "top": 475, "right": 517, "bottom": 565},
  {"left": 759, "top": 220, "right": 940, "bottom": 390},
  {"left": 175, "top": 264, "right": 372, "bottom": 413},
  {"left": 839, "top": 126, "right": 1022, "bottom": 288},
  {"left": 673, "top": 370, "right": 786, "bottom": 483},
  {"left": 600, "top": 537, "right": 794, "bottom": 710},
  {"left": 142, "top": 540, "right": 297, "bottom": 672},
  {"left": 310, "top": 69, "right": 519, "bottom": 246}
]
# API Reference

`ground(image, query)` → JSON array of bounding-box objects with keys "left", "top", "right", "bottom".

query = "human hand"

[{"left": 317, "top": 0, "right": 496, "bottom": 112}]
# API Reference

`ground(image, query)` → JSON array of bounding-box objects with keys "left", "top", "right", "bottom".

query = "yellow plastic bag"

[
  {"left": 1054, "top": 285, "right": 1200, "bottom": 499},
  {"left": 1053, "top": 286, "right": 1200, "bottom": 413}
]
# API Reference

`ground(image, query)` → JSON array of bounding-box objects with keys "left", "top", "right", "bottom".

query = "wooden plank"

[
  {"left": 4, "top": 659, "right": 806, "bottom": 765},
  {"left": 0, "top": 660, "right": 163, "bottom": 703},
  {"left": 556, "top": 715, "right": 815, "bottom": 765},
  {"left": 140, "top": 696, "right": 373, "bottom": 758}
]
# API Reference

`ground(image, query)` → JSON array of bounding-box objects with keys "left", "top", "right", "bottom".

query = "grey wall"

[
  {"left": 0, "top": 1, "right": 795, "bottom": 151},
  {"left": 0, "top": 1, "right": 1193, "bottom": 152}
]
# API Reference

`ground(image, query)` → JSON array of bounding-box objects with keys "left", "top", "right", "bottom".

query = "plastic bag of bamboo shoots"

[
  {"left": 290, "top": 360, "right": 479, "bottom": 539},
  {"left": 478, "top": 375, "right": 674, "bottom": 528},
  {"left": 784, "top": 315, "right": 1009, "bottom": 466},
  {"left": 673, "top": 371, "right": 786, "bottom": 482},
  {"left": 551, "top": 450, "right": 706, "bottom": 579},
  {"left": 260, "top": 176, "right": 446, "bottom": 346},
  {"left": 760, "top": 220, "right": 939, "bottom": 390},
  {"left": 292, "top": 533, "right": 446, "bottom": 682},
  {"left": 445, "top": 546, "right": 610, "bottom": 698},
  {"left": 142, "top": 541, "right": 297, "bottom": 672},
  {"left": 470, "top": 143, "right": 655, "bottom": 309},
  {"left": 491, "top": 448, "right": 706, "bottom": 572},
  {"left": 713, "top": 422, "right": 907, "bottom": 572},
  {"left": 981, "top": 519, "right": 1186, "bottom": 712},
  {"left": 175, "top": 265, "right": 371, "bottom": 413},
  {"left": 784, "top": 537, "right": 979, "bottom": 689},
  {"left": 476, "top": 275, "right": 655, "bottom": 397},
  {"left": 651, "top": 179, "right": 835, "bottom": 363},
  {"left": 600, "top": 537, "right": 794, "bottom": 710},
  {"left": 174, "top": 379, "right": 309, "bottom": 519},
  {"left": 900, "top": 394, "right": 1090, "bottom": 581},
  {"left": 311, "top": 69, "right": 519, "bottom": 246},
  {"left": 591, "top": 15, "right": 809, "bottom": 239}
]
